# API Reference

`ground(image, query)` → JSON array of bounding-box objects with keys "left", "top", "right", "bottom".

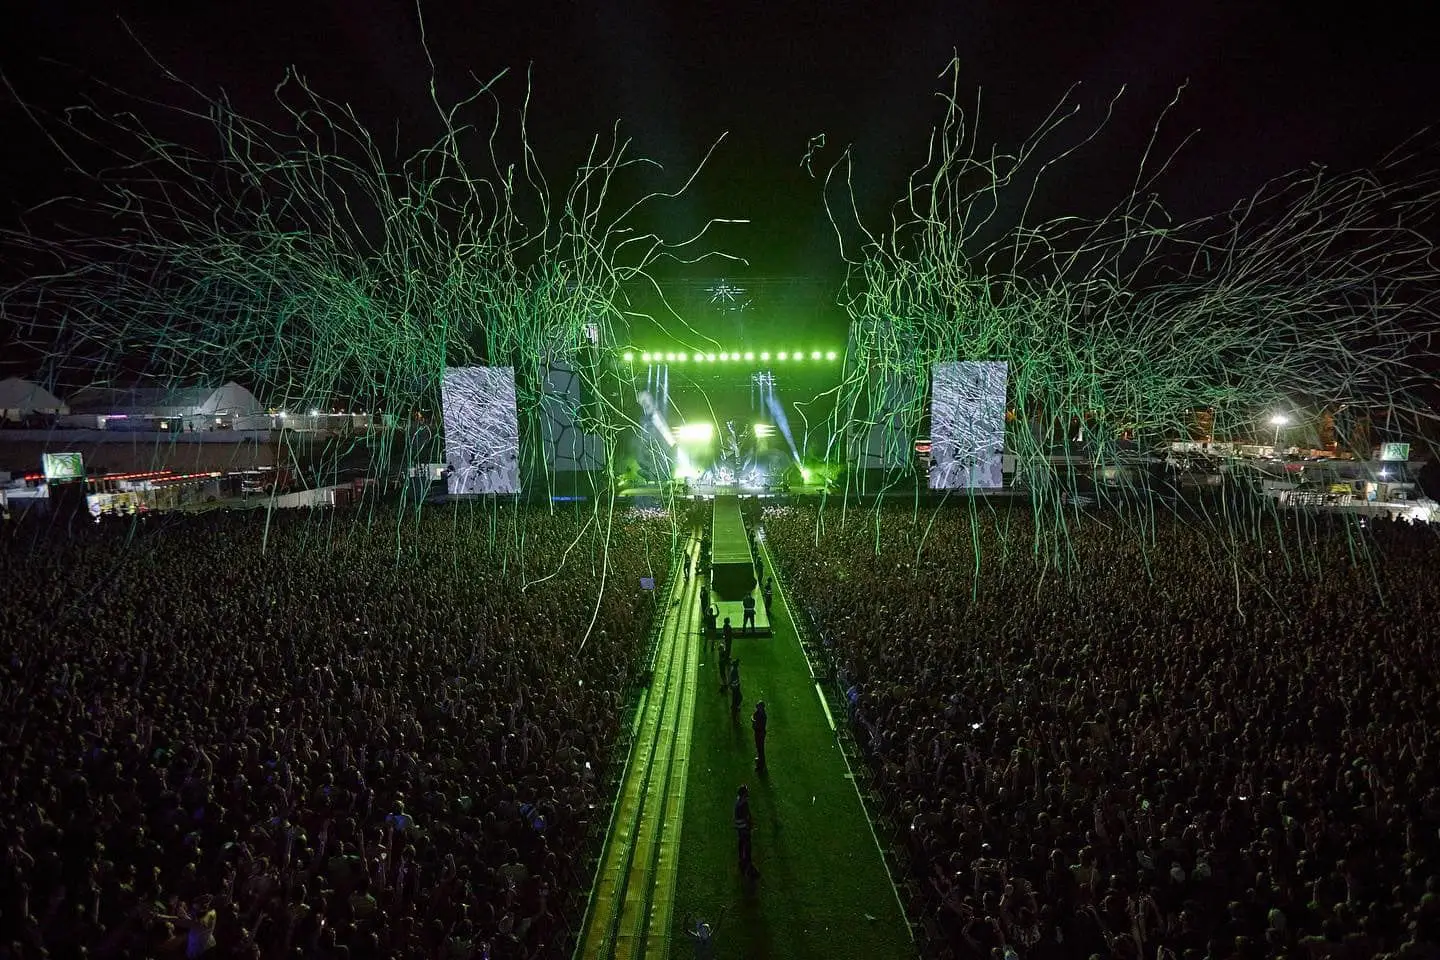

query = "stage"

[{"left": 618, "top": 481, "right": 834, "bottom": 499}]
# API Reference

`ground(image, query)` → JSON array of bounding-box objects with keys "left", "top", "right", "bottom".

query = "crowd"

[
  {"left": 764, "top": 503, "right": 1440, "bottom": 960},
  {"left": 0, "top": 503, "right": 671, "bottom": 959}
]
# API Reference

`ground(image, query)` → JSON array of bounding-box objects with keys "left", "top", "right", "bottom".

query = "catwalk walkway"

[
  {"left": 576, "top": 534, "right": 913, "bottom": 959},
  {"left": 576, "top": 538, "right": 704, "bottom": 959}
]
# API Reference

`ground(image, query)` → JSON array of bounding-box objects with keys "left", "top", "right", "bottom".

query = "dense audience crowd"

[
  {"left": 765, "top": 503, "right": 1440, "bottom": 960},
  {"left": 0, "top": 503, "right": 670, "bottom": 959}
]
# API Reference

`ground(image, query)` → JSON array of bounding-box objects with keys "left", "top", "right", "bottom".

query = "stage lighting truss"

[
  {"left": 752, "top": 371, "right": 775, "bottom": 389},
  {"left": 627, "top": 348, "right": 837, "bottom": 364}
]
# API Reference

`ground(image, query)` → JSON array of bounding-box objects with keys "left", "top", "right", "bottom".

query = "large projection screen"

[
  {"left": 442, "top": 366, "right": 521, "bottom": 495},
  {"left": 929, "top": 361, "right": 1007, "bottom": 489}
]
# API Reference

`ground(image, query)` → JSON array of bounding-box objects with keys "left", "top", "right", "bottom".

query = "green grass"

[{"left": 667, "top": 572, "right": 914, "bottom": 959}]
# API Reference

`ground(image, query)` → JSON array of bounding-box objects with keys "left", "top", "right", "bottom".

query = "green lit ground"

[{"left": 666, "top": 545, "right": 913, "bottom": 960}]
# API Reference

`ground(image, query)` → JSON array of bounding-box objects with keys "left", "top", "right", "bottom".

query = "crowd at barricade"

[
  {"left": 0, "top": 504, "right": 670, "bottom": 959},
  {"left": 764, "top": 503, "right": 1440, "bottom": 960}
]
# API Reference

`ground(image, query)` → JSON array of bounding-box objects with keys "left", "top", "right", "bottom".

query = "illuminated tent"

[
  {"left": 67, "top": 381, "right": 263, "bottom": 428},
  {"left": 68, "top": 381, "right": 262, "bottom": 417},
  {"left": 0, "top": 377, "right": 68, "bottom": 421}
]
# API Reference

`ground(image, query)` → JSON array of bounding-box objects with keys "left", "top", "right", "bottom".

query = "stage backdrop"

[
  {"left": 929, "top": 361, "right": 1008, "bottom": 489},
  {"left": 441, "top": 366, "right": 521, "bottom": 494}
]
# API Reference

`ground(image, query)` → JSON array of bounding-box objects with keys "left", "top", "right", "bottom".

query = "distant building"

[
  {"left": 1317, "top": 410, "right": 1337, "bottom": 452},
  {"left": 1190, "top": 408, "right": 1215, "bottom": 443}
]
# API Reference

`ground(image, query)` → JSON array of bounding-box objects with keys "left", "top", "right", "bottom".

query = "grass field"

[{"left": 667, "top": 559, "right": 914, "bottom": 960}]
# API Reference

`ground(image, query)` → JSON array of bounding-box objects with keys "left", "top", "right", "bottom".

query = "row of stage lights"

[{"left": 623, "top": 350, "right": 838, "bottom": 363}]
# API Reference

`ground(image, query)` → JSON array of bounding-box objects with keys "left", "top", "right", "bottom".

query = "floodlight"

[
  {"left": 825, "top": 351, "right": 837, "bottom": 360},
  {"left": 760, "top": 351, "right": 771, "bottom": 361},
  {"left": 665, "top": 352, "right": 676, "bottom": 362},
  {"left": 792, "top": 350, "right": 804, "bottom": 361},
  {"left": 310, "top": 409, "right": 320, "bottom": 417},
  {"left": 676, "top": 352, "right": 688, "bottom": 362},
  {"left": 1270, "top": 413, "right": 1289, "bottom": 447},
  {"left": 706, "top": 353, "right": 717, "bottom": 362},
  {"left": 744, "top": 351, "right": 755, "bottom": 361},
  {"left": 676, "top": 422, "right": 714, "bottom": 442},
  {"left": 811, "top": 350, "right": 821, "bottom": 360},
  {"left": 623, "top": 351, "right": 634, "bottom": 362},
  {"left": 642, "top": 352, "right": 652, "bottom": 363},
  {"left": 777, "top": 351, "right": 788, "bottom": 361}
]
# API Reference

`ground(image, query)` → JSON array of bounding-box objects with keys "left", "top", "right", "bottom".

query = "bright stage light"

[
  {"left": 674, "top": 448, "right": 700, "bottom": 480},
  {"left": 777, "top": 351, "right": 788, "bottom": 361},
  {"left": 623, "top": 351, "right": 634, "bottom": 362},
  {"left": 642, "top": 352, "right": 652, "bottom": 363},
  {"left": 810, "top": 350, "right": 821, "bottom": 360},
  {"left": 706, "top": 352, "right": 716, "bottom": 362},
  {"left": 676, "top": 352, "right": 688, "bottom": 362},
  {"left": 665, "top": 352, "right": 676, "bottom": 362},
  {"left": 825, "top": 350, "right": 837, "bottom": 360},
  {"left": 760, "top": 351, "right": 771, "bottom": 361},
  {"left": 793, "top": 350, "right": 804, "bottom": 361},
  {"left": 744, "top": 351, "right": 755, "bottom": 361},
  {"left": 676, "top": 422, "right": 714, "bottom": 442},
  {"left": 754, "top": 423, "right": 775, "bottom": 438}
]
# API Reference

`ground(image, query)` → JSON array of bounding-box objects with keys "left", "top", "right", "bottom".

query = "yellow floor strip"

[
  {"left": 577, "top": 541, "right": 700, "bottom": 959},
  {"left": 643, "top": 616, "right": 699, "bottom": 959}
]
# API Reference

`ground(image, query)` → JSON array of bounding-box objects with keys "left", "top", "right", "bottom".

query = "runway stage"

[{"left": 709, "top": 590, "right": 772, "bottom": 639}]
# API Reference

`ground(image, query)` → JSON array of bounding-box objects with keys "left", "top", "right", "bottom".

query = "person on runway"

[
  {"left": 729, "top": 659, "right": 742, "bottom": 722},
  {"left": 752, "top": 700, "right": 767, "bottom": 771},
  {"left": 704, "top": 604, "right": 718, "bottom": 644},
  {"left": 762, "top": 578, "right": 773, "bottom": 617},
  {"left": 718, "top": 620, "right": 732, "bottom": 692},
  {"left": 742, "top": 593, "right": 756, "bottom": 635},
  {"left": 734, "top": 785, "right": 758, "bottom": 878},
  {"left": 699, "top": 582, "right": 709, "bottom": 616}
]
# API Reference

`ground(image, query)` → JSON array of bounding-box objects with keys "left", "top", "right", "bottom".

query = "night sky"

[{"left": 2, "top": 2, "right": 1437, "bottom": 345}]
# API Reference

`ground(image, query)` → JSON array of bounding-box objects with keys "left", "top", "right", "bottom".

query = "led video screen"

[
  {"left": 441, "top": 366, "right": 521, "bottom": 495},
  {"left": 929, "top": 361, "right": 1007, "bottom": 489},
  {"left": 42, "top": 451, "right": 85, "bottom": 481}
]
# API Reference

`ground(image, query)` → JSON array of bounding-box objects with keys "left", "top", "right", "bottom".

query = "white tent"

[
  {"left": 0, "top": 378, "right": 68, "bottom": 421},
  {"left": 66, "top": 381, "right": 263, "bottom": 430},
  {"left": 68, "top": 381, "right": 261, "bottom": 417}
]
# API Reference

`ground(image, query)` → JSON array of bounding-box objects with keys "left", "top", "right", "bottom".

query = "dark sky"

[{"left": 3, "top": 2, "right": 1437, "bottom": 336}]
